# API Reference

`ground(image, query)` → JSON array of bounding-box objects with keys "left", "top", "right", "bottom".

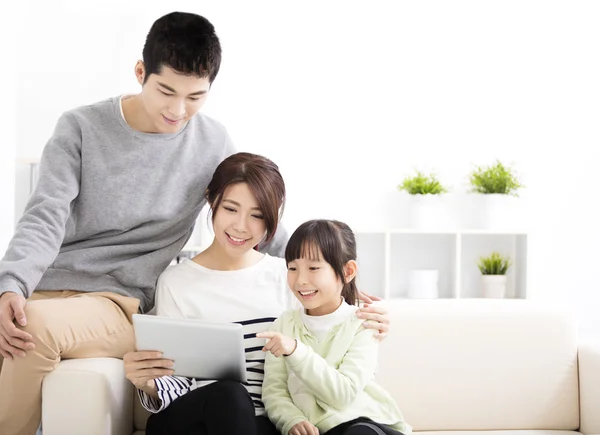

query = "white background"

[{"left": 3, "top": 1, "right": 600, "bottom": 335}]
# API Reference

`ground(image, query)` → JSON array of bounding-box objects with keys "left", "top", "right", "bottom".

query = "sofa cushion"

[
  {"left": 377, "top": 300, "right": 579, "bottom": 431},
  {"left": 42, "top": 358, "right": 134, "bottom": 435}
]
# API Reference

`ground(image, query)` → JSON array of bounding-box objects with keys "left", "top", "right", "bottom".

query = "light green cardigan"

[{"left": 262, "top": 309, "right": 411, "bottom": 435}]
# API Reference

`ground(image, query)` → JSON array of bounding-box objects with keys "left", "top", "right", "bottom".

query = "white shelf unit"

[{"left": 354, "top": 229, "right": 528, "bottom": 300}]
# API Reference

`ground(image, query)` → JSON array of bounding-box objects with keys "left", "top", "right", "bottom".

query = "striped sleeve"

[{"left": 137, "top": 375, "right": 196, "bottom": 413}]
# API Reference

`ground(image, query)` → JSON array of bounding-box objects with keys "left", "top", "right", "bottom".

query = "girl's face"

[
  {"left": 211, "top": 182, "right": 267, "bottom": 258},
  {"left": 287, "top": 247, "right": 345, "bottom": 316}
]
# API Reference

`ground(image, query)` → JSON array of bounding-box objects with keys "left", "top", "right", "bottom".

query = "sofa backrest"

[
  {"left": 377, "top": 299, "right": 579, "bottom": 431},
  {"left": 134, "top": 299, "right": 580, "bottom": 432}
]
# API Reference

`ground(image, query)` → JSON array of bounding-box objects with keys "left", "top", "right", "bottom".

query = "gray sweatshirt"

[{"left": 0, "top": 96, "right": 288, "bottom": 312}]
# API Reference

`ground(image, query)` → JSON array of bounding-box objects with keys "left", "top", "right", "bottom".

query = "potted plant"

[
  {"left": 398, "top": 171, "right": 447, "bottom": 195},
  {"left": 469, "top": 160, "right": 522, "bottom": 196},
  {"left": 397, "top": 171, "right": 450, "bottom": 229},
  {"left": 465, "top": 160, "right": 524, "bottom": 230},
  {"left": 477, "top": 252, "right": 512, "bottom": 298}
]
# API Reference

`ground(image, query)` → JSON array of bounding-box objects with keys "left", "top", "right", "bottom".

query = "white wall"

[
  {"left": 15, "top": 1, "right": 600, "bottom": 335},
  {"left": 1, "top": 7, "right": 16, "bottom": 253}
]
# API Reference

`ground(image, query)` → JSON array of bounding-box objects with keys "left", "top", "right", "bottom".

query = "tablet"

[{"left": 132, "top": 314, "right": 247, "bottom": 382}]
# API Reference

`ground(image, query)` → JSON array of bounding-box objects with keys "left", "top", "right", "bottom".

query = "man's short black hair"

[{"left": 142, "top": 12, "right": 222, "bottom": 83}]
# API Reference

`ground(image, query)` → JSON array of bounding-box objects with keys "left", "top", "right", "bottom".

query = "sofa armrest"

[
  {"left": 579, "top": 339, "right": 600, "bottom": 435},
  {"left": 42, "top": 358, "right": 134, "bottom": 435}
]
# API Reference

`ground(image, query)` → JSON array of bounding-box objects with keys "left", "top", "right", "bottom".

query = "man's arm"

[{"left": 0, "top": 113, "right": 82, "bottom": 298}]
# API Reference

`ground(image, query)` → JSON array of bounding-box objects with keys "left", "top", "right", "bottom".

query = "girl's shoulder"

[
  {"left": 278, "top": 307, "right": 299, "bottom": 323},
  {"left": 272, "top": 308, "right": 302, "bottom": 332},
  {"left": 319, "top": 305, "right": 366, "bottom": 341}
]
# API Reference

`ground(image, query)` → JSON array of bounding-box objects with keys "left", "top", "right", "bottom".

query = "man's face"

[{"left": 139, "top": 64, "right": 211, "bottom": 133}]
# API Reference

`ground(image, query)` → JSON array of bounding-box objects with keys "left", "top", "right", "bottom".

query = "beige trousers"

[{"left": 0, "top": 290, "right": 139, "bottom": 435}]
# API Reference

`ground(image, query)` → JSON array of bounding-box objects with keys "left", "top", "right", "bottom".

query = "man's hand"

[
  {"left": 256, "top": 331, "right": 297, "bottom": 357},
  {"left": 289, "top": 420, "right": 319, "bottom": 435},
  {"left": 356, "top": 302, "right": 390, "bottom": 340},
  {"left": 0, "top": 292, "right": 34, "bottom": 359},
  {"left": 123, "top": 351, "right": 175, "bottom": 393}
]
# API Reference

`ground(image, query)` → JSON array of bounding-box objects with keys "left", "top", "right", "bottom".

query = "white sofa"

[{"left": 40, "top": 300, "right": 600, "bottom": 435}]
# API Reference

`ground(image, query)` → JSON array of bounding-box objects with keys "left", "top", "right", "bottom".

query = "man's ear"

[
  {"left": 134, "top": 60, "right": 146, "bottom": 86},
  {"left": 344, "top": 260, "right": 358, "bottom": 284}
]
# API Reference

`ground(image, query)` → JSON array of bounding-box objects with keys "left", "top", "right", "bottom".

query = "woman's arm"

[{"left": 137, "top": 375, "right": 197, "bottom": 413}]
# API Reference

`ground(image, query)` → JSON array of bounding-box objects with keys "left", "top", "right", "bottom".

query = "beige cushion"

[
  {"left": 378, "top": 300, "right": 579, "bottom": 431},
  {"left": 42, "top": 358, "right": 133, "bottom": 435}
]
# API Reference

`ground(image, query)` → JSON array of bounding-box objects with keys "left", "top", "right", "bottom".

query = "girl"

[
  {"left": 123, "top": 153, "right": 391, "bottom": 435},
  {"left": 259, "top": 220, "right": 411, "bottom": 435}
]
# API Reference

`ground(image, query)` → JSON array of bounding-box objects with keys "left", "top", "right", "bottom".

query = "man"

[
  {"left": 0, "top": 12, "right": 286, "bottom": 434},
  {"left": 0, "top": 11, "right": 388, "bottom": 434}
]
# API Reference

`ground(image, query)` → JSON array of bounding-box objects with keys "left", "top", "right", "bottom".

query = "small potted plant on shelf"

[
  {"left": 397, "top": 171, "right": 450, "bottom": 229},
  {"left": 477, "top": 252, "right": 512, "bottom": 298},
  {"left": 470, "top": 160, "right": 522, "bottom": 196},
  {"left": 466, "top": 160, "right": 524, "bottom": 230}
]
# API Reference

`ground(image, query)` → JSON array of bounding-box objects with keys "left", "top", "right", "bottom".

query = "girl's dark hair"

[
  {"left": 143, "top": 12, "right": 222, "bottom": 83},
  {"left": 285, "top": 219, "right": 359, "bottom": 306},
  {"left": 206, "top": 152, "right": 285, "bottom": 246}
]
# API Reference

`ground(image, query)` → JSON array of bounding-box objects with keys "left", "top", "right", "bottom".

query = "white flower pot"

[
  {"left": 481, "top": 275, "right": 507, "bottom": 298},
  {"left": 408, "top": 269, "right": 439, "bottom": 299},
  {"left": 408, "top": 194, "right": 449, "bottom": 230},
  {"left": 463, "top": 193, "right": 522, "bottom": 231}
]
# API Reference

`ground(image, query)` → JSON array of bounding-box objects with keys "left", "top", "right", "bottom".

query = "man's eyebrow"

[
  {"left": 157, "top": 82, "right": 177, "bottom": 93},
  {"left": 158, "top": 82, "right": 207, "bottom": 96}
]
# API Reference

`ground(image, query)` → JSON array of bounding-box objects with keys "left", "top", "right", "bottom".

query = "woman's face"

[{"left": 211, "top": 182, "right": 267, "bottom": 257}]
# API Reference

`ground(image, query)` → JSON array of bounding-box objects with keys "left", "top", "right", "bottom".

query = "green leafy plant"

[
  {"left": 477, "top": 252, "right": 512, "bottom": 275},
  {"left": 398, "top": 171, "right": 448, "bottom": 195},
  {"left": 469, "top": 160, "right": 523, "bottom": 196}
]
